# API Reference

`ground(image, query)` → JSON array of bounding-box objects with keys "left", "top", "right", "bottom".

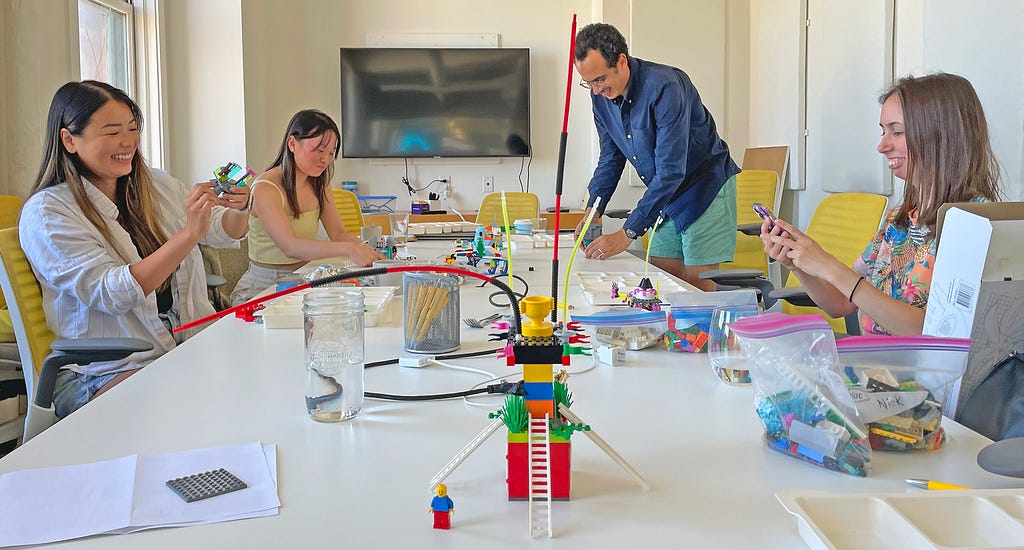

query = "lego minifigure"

[{"left": 429, "top": 484, "right": 455, "bottom": 529}]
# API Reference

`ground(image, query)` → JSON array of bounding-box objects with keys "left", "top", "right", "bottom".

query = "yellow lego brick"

[
  {"left": 523, "top": 364, "right": 554, "bottom": 382},
  {"left": 869, "top": 426, "right": 919, "bottom": 444}
]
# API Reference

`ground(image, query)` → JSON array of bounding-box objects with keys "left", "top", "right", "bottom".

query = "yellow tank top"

[{"left": 247, "top": 180, "right": 321, "bottom": 265}]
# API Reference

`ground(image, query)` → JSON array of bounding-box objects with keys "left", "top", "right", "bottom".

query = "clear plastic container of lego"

[
  {"left": 571, "top": 309, "right": 667, "bottom": 350},
  {"left": 665, "top": 305, "right": 715, "bottom": 352},
  {"left": 836, "top": 335, "right": 971, "bottom": 452},
  {"left": 663, "top": 289, "right": 759, "bottom": 353}
]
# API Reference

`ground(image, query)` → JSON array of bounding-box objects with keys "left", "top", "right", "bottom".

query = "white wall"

[
  {"left": 232, "top": 0, "right": 596, "bottom": 213},
  {"left": 0, "top": 0, "right": 78, "bottom": 197},
  {"left": 918, "top": 0, "right": 1024, "bottom": 201},
  {"left": 748, "top": 0, "right": 803, "bottom": 221},
  {"left": 162, "top": 0, "right": 246, "bottom": 185},
  {"left": 154, "top": 0, "right": 740, "bottom": 217},
  {"left": 749, "top": 0, "right": 1024, "bottom": 227}
]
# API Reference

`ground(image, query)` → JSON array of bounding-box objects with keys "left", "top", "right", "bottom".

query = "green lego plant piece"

[
  {"left": 553, "top": 380, "right": 573, "bottom": 413},
  {"left": 488, "top": 394, "right": 528, "bottom": 433},
  {"left": 549, "top": 417, "right": 590, "bottom": 440}
]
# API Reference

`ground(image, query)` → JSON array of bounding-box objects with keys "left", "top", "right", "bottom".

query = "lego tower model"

[{"left": 430, "top": 295, "right": 648, "bottom": 538}]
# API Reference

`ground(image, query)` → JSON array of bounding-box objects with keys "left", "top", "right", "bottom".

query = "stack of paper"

[{"left": 0, "top": 442, "right": 279, "bottom": 547}]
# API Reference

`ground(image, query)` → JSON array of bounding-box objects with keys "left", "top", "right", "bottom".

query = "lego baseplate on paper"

[
  {"left": 777, "top": 489, "right": 1024, "bottom": 550},
  {"left": 575, "top": 272, "right": 691, "bottom": 306},
  {"left": 254, "top": 286, "right": 398, "bottom": 328}
]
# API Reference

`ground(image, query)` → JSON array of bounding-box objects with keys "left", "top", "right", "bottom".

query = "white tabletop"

[{"left": 1, "top": 242, "right": 1019, "bottom": 548}]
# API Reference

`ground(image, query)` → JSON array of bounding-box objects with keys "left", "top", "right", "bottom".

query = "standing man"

[{"left": 574, "top": 23, "right": 739, "bottom": 291}]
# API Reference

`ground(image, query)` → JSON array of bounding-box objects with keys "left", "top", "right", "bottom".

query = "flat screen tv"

[{"left": 340, "top": 47, "right": 531, "bottom": 158}]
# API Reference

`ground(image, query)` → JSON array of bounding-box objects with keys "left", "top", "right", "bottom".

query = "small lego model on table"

[
  {"left": 429, "top": 484, "right": 455, "bottom": 530},
  {"left": 611, "top": 277, "right": 663, "bottom": 311},
  {"left": 211, "top": 162, "right": 255, "bottom": 196}
]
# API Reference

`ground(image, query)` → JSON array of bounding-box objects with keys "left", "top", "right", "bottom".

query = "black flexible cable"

[
  {"left": 365, "top": 388, "right": 489, "bottom": 401},
  {"left": 365, "top": 346, "right": 504, "bottom": 369},
  {"left": 366, "top": 380, "right": 524, "bottom": 402},
  {"left": 481, "top": 274, "right": 528, "bottom": 308}
]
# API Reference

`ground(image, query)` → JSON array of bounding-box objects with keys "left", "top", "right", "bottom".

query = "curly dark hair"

[{"left": 574, "top": 23, "right": 628, "bottom": 67}]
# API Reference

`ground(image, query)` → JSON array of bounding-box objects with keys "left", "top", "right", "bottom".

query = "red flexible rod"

[
  {"left": 174, "top": 265, "right": 506, "bottom": 334},
  {"left": 550, "top": 14, "right": 577, "bottom": 322}
]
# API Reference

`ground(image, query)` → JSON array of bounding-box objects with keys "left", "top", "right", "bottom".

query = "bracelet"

[{"left": 848, "top": 276, "right": 866, "bottom": 303}]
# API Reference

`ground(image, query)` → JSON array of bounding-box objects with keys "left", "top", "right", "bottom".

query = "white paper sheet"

[
  {"left": 0, "top": 455, "right": 136, "bottom": 546},
  {"left": 0, "top": 442, "right": 279, "bottom": 547},
  {"left": 130, "top": 442, "right": 280, "bottom": 528}
]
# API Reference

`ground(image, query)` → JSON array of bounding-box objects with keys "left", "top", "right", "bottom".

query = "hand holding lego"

[
  {"left": 216, "top": 182, "right": 251, "bottom": 212},
  {"left": 182, "top": 182, "right": 217, "bottom": 241}
]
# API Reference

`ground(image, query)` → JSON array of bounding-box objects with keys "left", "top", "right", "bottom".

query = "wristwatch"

[{"left": 624, "top": 228, "right": 640, "bottom": 240}]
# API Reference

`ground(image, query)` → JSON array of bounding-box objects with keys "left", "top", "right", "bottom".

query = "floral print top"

[{"left": 853, "top": 200, "right": 983, "bottom": 334}]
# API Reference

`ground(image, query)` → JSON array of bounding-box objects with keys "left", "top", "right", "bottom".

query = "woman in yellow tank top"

[{"left": 230, "top": 110, "right": 385, "bottom": 305}]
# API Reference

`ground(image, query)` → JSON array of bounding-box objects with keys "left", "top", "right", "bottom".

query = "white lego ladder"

[
  {"left": 528, "top": 414, "right": 553, "bottom": 538},
  {"left": 430, "top": 417, "right": 503, "bottom": 490}
]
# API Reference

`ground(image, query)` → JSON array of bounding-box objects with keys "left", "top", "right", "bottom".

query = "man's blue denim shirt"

[{"left": 586, "top": 56, "right": 739, "bottom": 235}]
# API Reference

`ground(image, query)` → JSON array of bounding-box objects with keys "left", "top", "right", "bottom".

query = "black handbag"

[{"left": 957, "top": 351, "right": 1024, "bottom": 441}]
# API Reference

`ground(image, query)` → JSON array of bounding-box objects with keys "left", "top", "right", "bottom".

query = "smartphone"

[{"left": 752, "top": 203, "right": 776, "bottom": 228}]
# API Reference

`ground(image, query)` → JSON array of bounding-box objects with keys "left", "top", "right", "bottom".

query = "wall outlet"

[{"left": 482, "top": 175, "right": 494, "bottom": 193}]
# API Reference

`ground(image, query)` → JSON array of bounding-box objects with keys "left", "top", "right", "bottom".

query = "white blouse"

[{"left": 19, "top": 169, "right": 242, "bottom": 376}]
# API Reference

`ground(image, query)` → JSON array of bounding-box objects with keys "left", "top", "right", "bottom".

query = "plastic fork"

[{"left": 463, "top": 313, "right": 502, "bottom": 328}]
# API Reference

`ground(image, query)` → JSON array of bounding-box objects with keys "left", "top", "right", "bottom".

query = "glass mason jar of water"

[{"left": 303, "top": 288, "right": 364, "bottom": 422}]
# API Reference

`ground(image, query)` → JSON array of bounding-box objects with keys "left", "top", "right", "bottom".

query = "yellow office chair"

[
  {"left": 0, "top": 227, "right": 151, "bottom": 442},
  {"left": 772, "top": 193, "right": 888, "bottom": 333},
  {"left": 332, "top": 188, "right": 365, "bottom": 234},
  {"left": 0, "top": 196, "right": 24, "bottom": 446},
  {"left": 701, "top": 192, "right": 887, "bottom": 334},
  {"left": 476, "top": 192, "right": 539, "bottom": 227},
  {"left": 720, "top": 169, "right": 782, "bottom": 276}
]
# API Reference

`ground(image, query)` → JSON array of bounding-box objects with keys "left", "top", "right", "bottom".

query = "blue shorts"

[
  {"left": 53, "top": 369, "right": 121, "bottom": 419},
  {"left": 649, "top": 176, "right": 737, "bottom": 265}
]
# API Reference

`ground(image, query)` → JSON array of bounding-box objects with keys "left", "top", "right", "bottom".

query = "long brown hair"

[
  {"left": 31, "top": 81, "right": 170, "bottom": 287},
  {"left": 880, "top": 73, "right": 1002, "bottom": 229},
  {"left": 267, "top": 109, "right": 340, "bottom": 218}
]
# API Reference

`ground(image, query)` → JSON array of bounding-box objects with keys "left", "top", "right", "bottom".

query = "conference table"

[{"left": 0, "top": 239, "right": 1019, "bottom": 549}]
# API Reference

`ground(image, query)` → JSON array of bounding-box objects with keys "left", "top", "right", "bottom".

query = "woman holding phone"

[{"left": 761, "top": 73, "right": 1001, "bottom": 335}]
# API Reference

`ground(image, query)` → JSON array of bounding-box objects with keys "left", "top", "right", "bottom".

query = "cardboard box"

[{"left": 924, "top": 202, "right": 1024, "bottom": 415}]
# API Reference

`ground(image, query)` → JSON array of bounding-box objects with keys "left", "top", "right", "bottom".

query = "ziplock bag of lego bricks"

[
  {"left": 570, "top": 309, "right": 667, "bottom": 350},
  {"left": 836, "top": 335, "right": 970, "bottom": 452},
  {"left": 731, "top": 313, "right": 871, "bottom": 477}
]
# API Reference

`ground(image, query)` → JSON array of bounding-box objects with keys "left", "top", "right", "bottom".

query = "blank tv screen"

[{"left": 340, "top": 48, "right": 531, "bottom": 158}]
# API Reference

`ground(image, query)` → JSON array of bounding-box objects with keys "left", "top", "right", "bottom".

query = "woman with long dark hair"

[
  {"left": 20, "top": 80, "right": 250, "bottom": 417},
  {"left": 230, "top": 109, "right": 384, "bottom": 305}
]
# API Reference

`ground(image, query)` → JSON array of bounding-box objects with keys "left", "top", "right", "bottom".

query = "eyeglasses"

[{"left": 578, "top": 75, "right": 610, "bottom": 90}]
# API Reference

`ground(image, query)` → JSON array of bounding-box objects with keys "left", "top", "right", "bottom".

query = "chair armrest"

[
  {"left": 602, "top": 209, "right": 631, "bottom": 219},
  {"left": 699, "top": 268, "right": 766, "bottom": 282},
  {"left": 36, "top": 338, "right": 154, "bottom": 409},
  {"left": 768, "top": 287, "right": 817, "bottom": 308},
  {"left": 737, "top": 223, "right": 762, "bottom": 236}
]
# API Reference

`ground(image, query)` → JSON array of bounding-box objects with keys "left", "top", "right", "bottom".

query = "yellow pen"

[{"left": 906, "top": 478, "right": 972, "bottom": 491}]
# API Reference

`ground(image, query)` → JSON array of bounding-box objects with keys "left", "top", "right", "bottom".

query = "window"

[{"left": 78, "top": 0, "right": 134, "bottom": 97}]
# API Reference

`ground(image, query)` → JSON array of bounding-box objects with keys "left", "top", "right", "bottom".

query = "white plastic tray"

[
  {"left": 254, "top": 286, "right": 398, "bottom": 328},
  {"left": 575, "top": 271, "right": 691, "bottom": 305},
  {"left": 778, "top": 489, "right": 1024, "bottom": 549}
]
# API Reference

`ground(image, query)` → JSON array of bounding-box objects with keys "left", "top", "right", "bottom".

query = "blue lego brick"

[{"left": 523, "top": 382, "right": 553, "bottom": 401}]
